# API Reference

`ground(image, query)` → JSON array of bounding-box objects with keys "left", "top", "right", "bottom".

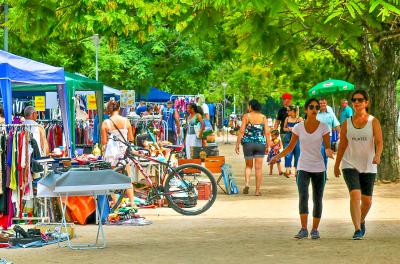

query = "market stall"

[
  {"left": 0, "top": 51, "right": 70, "bottom": 229},
  {"left": 137, "top": 87, "right": 172, "bottom": 102},
  {"left": 13, "top": 71, "right": 104, "bottom": 152},
  {"left": 0, "top": 51, "right": 70, "bottom": 154}
]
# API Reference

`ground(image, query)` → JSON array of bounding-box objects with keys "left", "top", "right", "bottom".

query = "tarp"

[
  {"left": 0, "top": 51, "right": 70, "bottom": 155},
  {"left": 104, "top": 85, "right": 121, "bottom": 95},
  {"left": 37, "top": 169, "right": 132, "bottom": 197},
  {"left": 76, "top": 85, "right": 121, "bottom": 95},
  {"left": 137, "top": 87, "right": 171, "bottom": 102},
  {"left": 13, "top": 72, "right": 104, "bottom": 151}
]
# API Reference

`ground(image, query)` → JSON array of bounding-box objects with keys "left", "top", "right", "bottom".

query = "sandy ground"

[{"left": 1, "top": 135, "right": 400, "bottom": 264}]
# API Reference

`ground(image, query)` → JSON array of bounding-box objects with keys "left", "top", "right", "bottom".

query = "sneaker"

[
  {"left": 361, "top": 222, "right": 366, "bottom": 236},
  {"left": 294, "top": 228, "right": 309, "bottom": 239},
  {"left": 352, "top": 230, "right": 363, "bottom": 240},
  {"left": 310, "top": 229, "right": 320, "bottom": 239}
]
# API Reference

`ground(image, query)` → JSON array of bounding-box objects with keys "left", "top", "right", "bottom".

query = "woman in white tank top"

[
  {"left": 334, "top": 90, "right": 383, "bottom": 240},
  {"left": 101, "top": 100, "right": 136, "bottom": 208}
]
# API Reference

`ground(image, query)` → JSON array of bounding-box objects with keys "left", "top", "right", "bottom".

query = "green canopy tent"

[{"left": 13, "top": 72, "right": 104, "bottom": 152}]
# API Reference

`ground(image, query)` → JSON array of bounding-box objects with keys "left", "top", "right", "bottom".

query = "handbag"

[
  {"left": 194, "top": 123, "right": 202, "bottom": 139},
  {"left": 194, "top": 119, "right": 213, "bottom": 139},
  {"left": 103, "top": 138, "right": 120, "bottom": 160},
  {"left": 104, "top": 119, "right": 128, "bottom": 160}
]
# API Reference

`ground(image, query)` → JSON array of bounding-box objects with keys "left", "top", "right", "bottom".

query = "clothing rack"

[
  {"left": 169, "top": 94, "right": 196, "bottom": 101},
  {"left": 37, "top": 120, "right": 63, "bottom": 124},
  {"left": 128, "top": 117, "right": 168, "bottom": 141},
  {"left": 38, "top": 119, "right": 62, "bottom": 122},
  {"left": 0, "top": 124, "right": 51, "bottom": 224},
  {"left": 0, "top": 124, "right": 39, "bottom": 127}
]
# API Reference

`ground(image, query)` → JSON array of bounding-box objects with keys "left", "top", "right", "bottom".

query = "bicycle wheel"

[{"left": 164, "top": 163, "right": 217, "bottom": 215}]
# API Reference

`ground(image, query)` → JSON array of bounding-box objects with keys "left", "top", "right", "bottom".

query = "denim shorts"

[{"left": 242, "top": 143, "right": 266, "bottom": 160}]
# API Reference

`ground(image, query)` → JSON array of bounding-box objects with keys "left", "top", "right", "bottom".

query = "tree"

[
  {"left": 3, "top": 0, "right": 399, "bottom": 180},
  {"left": 4, "top": 1, "right": 220, "bottom": 94},
  {"left": 180, "top": 0, "right": 400, "bottom": 181}
]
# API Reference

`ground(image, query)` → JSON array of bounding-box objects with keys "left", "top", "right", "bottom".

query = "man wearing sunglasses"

[{"left": 317, "top": 98, "right": 340, "bottom": 170}]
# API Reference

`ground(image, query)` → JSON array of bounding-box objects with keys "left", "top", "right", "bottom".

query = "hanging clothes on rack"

[
  {"left": 75, "top": 120, "right": 94, "bottom": 145},
  {"left": 129, "top": 116, "right": 167, "bottom": 146},
  {"left": 0, "top": 124, "right": 34, "bottom": 229},
  {"left": 173, "top": 96, "right": 196, "bottom": 118},
  {"left": 36, "top": 120, "right": 64, "bottom": 153}
]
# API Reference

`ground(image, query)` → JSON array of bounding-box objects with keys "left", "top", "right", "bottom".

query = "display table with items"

[{"left": 37, "top": 168, "right": 131, "bottom": 250}]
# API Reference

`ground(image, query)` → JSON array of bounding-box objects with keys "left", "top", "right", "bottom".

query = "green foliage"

[{"left": 2, "top": 0, "right": 399, "bottom": 104}]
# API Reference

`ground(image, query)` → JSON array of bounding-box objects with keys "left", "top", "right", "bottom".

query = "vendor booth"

[
  {"left": 13, "top": 71, "right": 104, "bottom": 152},
  {"left": 0, "top": 51, "right": 69, "bottom": 229},
  {"left": 0, "top": 51, "right": 70, "bottom": 154},
  {"left": 137, "top": 87, "right": 171, "bottom": 103}
]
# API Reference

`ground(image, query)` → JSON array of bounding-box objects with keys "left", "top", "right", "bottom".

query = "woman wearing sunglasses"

[
  {"left": 270, "top": 98, "right": 333, "bottom": 239},
  {"left": 334, "top": 90, "right": 383, "bottom": 240}
]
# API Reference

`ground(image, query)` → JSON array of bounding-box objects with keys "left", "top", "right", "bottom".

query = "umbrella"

[
  {"left": 308, "top": 79, "right": 355, "bottom": 112},
  {"left": 308, "top": 79, "right": 355, "bottom": 97}
]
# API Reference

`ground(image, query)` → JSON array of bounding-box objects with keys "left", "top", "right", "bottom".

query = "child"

[{"left": 267, "top": 130, "right": 283, "bottom": 175}]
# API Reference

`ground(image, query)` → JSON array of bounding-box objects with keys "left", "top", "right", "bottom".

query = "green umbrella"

[
  {"left": 308, "top": 79, "right": 355, "bottom": 113},
  {"left": 308, "top": 79, "right": 354, "bottom": 97}
]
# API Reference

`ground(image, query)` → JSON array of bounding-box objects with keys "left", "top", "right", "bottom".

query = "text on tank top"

[{"left": 341, "top": 115, "right": 377, "bottom": 173}]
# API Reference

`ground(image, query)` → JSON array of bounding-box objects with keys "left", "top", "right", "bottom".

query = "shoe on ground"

[
  {"left": 361, "top": 222, "right": 366, "bottom": 236},
  {"left": 352, "top": 230, "right": 363, "bottom": 240},
  {"left": 310, "top": 229, "right": 320, "bottom": 239},
  {"left": 243, "top": 186, "right": 249, "bottom": 194},
  {"left": 294, "top": 228, "right": 308, "bottom": 239}
]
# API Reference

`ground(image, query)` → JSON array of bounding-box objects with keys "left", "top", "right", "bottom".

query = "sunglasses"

[
  {"left": 308, "top": 105, "right": 320, "bottom": 110},
  {"left": 351, "top": 98, "right": 365, "bottom": 103}
]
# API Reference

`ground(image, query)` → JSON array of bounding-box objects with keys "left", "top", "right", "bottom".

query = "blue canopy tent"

[
  {"left": 0, "top": 51, "right": 71, "bottom": 155},
  {"left": 137, "top": 87, "right": 171, "bottom": 102}
]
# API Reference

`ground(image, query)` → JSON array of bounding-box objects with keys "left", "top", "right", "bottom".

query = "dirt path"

[{"left": 1, "top": 136, "right": 399, "bottom": 264}]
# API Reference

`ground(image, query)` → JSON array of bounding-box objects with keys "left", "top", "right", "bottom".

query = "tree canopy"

[{"left": 2, "top": 0, "right": 400, "bottom": 181}]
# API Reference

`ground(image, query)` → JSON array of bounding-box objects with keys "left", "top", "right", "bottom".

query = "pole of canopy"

[{"left": 4, "top": 0, "right": 8, "bottom": 51}]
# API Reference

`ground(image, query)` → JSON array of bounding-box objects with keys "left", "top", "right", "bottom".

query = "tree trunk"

[{"left": 368, "top": 40, "right": 400, "bottom": 182}]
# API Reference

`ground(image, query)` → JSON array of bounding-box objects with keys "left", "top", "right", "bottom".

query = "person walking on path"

[
  {"left": 185, "top": 103, "right": 205, "bottom": 159},
  {"left": 339, "top": 99, "right": 353, "bottom": 124},
  {"left": 267, "top": 130, "right": 283, "bottom": 176},
  {"left": 317, "top": 98, "right": 340, "bottom": 169},
  {"left": 274, "top": 93, "right": 292, "bottom": 136},
  {"left": 334, "top": 90, "right": 383, "bottom": 240},
  {"left": 269, "top": 98, "right": 334, "bottom": 239},
  {"left": 236, "top": 99, "right": 271, "bottom": 196},
  {"left": 282, "top": 105, "right": 303, "bottom": 177}
]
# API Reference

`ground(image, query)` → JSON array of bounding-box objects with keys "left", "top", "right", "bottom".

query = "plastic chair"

[
  {"left": 178, "top": 159, "right": 202, "bottom": 173},
  {"left": 204, "top": 156, "right": 227, "bottom": 193}
]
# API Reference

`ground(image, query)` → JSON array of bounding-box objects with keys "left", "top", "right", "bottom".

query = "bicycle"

[{"left": 110, "top": 136, "right": 217, "bottom": 216}]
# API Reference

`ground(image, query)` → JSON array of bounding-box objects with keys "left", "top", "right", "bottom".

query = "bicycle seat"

[{"left": 164, "top": 145, "right": 184, "bottom": 151}]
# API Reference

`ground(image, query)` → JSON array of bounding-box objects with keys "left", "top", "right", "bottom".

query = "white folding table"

[{"left": 37, "top": 169, "right": 132, "bottom": 250}]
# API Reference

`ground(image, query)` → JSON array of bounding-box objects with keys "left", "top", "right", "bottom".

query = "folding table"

[{"left": 37, "top": 169, "right": 132, "bottom": 250}]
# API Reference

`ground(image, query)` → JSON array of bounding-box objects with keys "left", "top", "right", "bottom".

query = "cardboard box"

[{"left": 35, "top": 223, "right": 75, "bottom": 239}]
